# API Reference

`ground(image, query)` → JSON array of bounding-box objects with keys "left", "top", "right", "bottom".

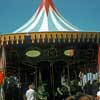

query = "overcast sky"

[{"left": 0, "top": 0, "right": 100, "bottom": 33}]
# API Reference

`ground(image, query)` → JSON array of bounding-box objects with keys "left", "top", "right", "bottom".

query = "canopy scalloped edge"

[{"left": 0, "top": 32, "right": 100, "bottom": 45}]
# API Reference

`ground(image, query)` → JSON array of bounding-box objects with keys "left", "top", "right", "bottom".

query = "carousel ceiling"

[{"left": 6, "top": 42, "right": 98, "bottom": 66}]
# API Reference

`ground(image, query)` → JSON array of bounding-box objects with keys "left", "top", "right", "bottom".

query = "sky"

[{"left": 0, "top": 0, "right": 100, "bottom": 33}]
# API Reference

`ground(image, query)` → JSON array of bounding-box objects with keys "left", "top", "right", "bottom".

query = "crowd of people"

[
  {"left": 0, "top": 69, "right": 100, "bottom": 100},
  {"left": 55, "top": 68, "right": 99, "bottom": 100},
  {"left": 78, "top": 69, "right": 98, "bottom": 87}
]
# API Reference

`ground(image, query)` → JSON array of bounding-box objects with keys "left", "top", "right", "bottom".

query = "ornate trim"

[{"left": 0, "top": 32, "right": 100, "bottom": 45}]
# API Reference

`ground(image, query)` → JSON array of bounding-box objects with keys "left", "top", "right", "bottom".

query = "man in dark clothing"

[{"left": 5, "top": 83, "right": 19, "bottom": 100}]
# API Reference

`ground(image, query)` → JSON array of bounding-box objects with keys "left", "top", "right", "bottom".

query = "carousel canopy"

[
  {"left": 0, "top": 0, "right": 100, "bottom": 45},
  {"left": 14, "top": 0, "right": 79, "bottom": 33}
]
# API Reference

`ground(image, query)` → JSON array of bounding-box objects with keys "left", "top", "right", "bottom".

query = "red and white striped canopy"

[{"left": 14, "top": 0, "right": 80, "bottom": 33}]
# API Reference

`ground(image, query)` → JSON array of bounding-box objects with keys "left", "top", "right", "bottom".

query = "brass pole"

[{"left": 50, "top": 62, "right": 55, "bottom": 100}]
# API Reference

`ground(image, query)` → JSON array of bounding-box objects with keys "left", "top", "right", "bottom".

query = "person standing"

[
  {"left": 79, "top": 71, "right": 84, "bottom": 86},
  {"left": 96, "top": 86, "right": 100, "bottom": 100},
  {"left": 26, "top": 84, "right": 36, "bottom": 100}
]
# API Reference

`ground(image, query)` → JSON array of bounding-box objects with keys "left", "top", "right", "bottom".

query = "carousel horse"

[{"left": 37, "top": 83, "right": 49, "bottom": 100}]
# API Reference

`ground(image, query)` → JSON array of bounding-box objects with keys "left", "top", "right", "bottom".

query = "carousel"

[{"left": 0, "top": 0, "right": 100, "bottom": 100}]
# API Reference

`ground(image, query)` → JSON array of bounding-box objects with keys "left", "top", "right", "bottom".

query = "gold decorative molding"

[{"left": 0, "top": 32, "right": 100, "bottom": 45}]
